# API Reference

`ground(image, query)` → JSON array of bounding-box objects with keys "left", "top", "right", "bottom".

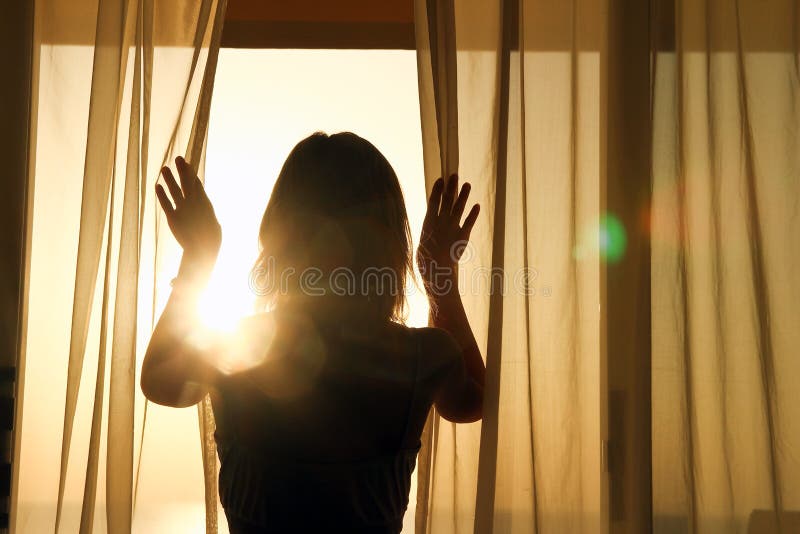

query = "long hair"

[{"left": 251, "top": 132, "right": 413, "bottom": 323}]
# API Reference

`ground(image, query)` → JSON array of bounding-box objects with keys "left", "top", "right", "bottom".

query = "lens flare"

[
  {"left": 599, "top": 213, "right": 627, "bottom": 262},
  {"left": 187, "top": 312, "right": 279, "bottom": 375},
  {"left": 573, "top": 213, "right": 627, "bottom": 263}
]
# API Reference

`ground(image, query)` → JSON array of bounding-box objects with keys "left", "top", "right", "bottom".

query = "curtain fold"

[
  {"left": 18, "top": 0, "right": 226, "bottom": 531},
  {"left": 651, "top": 0, "right": 800, "bottom": 532},
  {"left": 417, "top": 0, "right": 800, "bottom": 532},
  {"left": 414, "top": 1, "right": 603, "bottom": 532}
]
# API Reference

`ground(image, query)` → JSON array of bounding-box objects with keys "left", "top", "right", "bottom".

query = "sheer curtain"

[
  {"left": 416, "top": 0, "right": 800, "bottom": 533},
  {"left": 15, "top": 0, "right": 227, "bottom": 532},
  {"left": 651, "top": 0, "right": 800, "bottom": 532},
  {"left": 414, "top": 1, "right": 603, "bottom": 532}
]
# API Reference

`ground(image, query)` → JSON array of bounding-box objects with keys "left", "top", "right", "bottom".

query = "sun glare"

[
  {"left": 196, "top": 260, "right": 256, "bottom": 333},
  {"left": 190, "top": 48, "right": 429, "bottom": 387}
]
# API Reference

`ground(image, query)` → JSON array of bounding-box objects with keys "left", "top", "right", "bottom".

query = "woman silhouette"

[{"left": 141, "top": 132, "right": 484, "bottom": 533}]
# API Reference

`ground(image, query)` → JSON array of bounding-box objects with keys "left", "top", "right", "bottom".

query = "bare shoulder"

[{"left": 411, "top": 326, "right": 462, "bottom": 382}]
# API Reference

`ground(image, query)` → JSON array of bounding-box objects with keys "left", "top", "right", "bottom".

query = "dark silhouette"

[{"left": 141, "top": 132, "right": 484, "bottom": 533}]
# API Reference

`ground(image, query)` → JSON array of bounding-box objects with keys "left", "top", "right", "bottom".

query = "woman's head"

[{"left": 253, "top": 132, "right": 413, "bottom": 322}]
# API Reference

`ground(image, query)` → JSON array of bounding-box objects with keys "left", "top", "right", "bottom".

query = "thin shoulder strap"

[{"left": 399, "top": 329, "right": 422, "bottom": 447}]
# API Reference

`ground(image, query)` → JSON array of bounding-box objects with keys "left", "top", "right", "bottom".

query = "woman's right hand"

[
  {"left": 417, "top": 174, "right": 480, "bottom": 296},
  {"left": 156, "top": 156, "right": 222, "bottom": 262}
]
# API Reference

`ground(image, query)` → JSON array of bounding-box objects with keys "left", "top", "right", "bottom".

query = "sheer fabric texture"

[
  {"left": 651, "top": 0, "right": 800, "bottom": 532},
  {"left": 414, "top": 1, "right": 602, "bottom": 532},
  {"left": 16, "top": 0, "right": 226, "bottom": 531},
  {"left": 415, "top": 0, "right": 800, "bottom": 533}
]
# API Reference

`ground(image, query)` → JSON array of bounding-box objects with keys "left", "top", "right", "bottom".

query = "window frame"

[{"left": 221, "top": 0, "right": 415, "bottom": 49}]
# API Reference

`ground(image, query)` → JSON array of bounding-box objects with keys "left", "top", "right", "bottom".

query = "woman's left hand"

[{"left": 156, "top": 156, "right": 222, "bottom": 262}]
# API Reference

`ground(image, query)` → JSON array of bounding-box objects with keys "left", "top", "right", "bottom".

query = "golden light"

[
  {"left": 19, "top": 39, "right": 427, "bottom": 532},
  {"left": 196, "top": 261, "right": 256, "bottom": 334},
  {"left": 189, "top": 258, "right": 277, "bottom": 374}
]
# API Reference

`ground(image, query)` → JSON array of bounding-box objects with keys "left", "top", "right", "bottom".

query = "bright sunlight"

[
  {"left": 20, "top": 47, "right": 427, "bottom": 533},
  {"left": 197, "top": 49, "right": 430, "bottom": 338}
]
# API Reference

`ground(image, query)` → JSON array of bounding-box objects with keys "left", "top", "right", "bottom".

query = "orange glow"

[{"left": 21, "top": 46, "right": 425, "bottom": 533}]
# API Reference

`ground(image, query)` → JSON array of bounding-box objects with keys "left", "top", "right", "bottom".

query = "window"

[
  {"left": 18, "top": 2, "right": 427, "bottom": 532},
  {"left": 199, "top": 49, "right": 429, "bottom": 332},
  {"left": 193, "top": 47, "right": 428, "bottom": 533}
]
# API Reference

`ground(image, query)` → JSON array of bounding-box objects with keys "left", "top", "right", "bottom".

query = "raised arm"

[
  {"left": 140, "top": 157, "right": 223, "bottom": 407},
  {"left": 417, "top": 174, "right": 484, "bottom": 423}
]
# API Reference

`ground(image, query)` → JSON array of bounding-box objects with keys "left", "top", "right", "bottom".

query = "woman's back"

[
  {"left": 211, "top": 314, "right": 445, "bottom": 532},
  {"left": 141, "top": 134, "right": 485, "bottom": 533}
]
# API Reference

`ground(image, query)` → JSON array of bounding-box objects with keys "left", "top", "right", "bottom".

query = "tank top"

[{"left": 211, "top": 325, "right": 423, "bottom": 533}]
